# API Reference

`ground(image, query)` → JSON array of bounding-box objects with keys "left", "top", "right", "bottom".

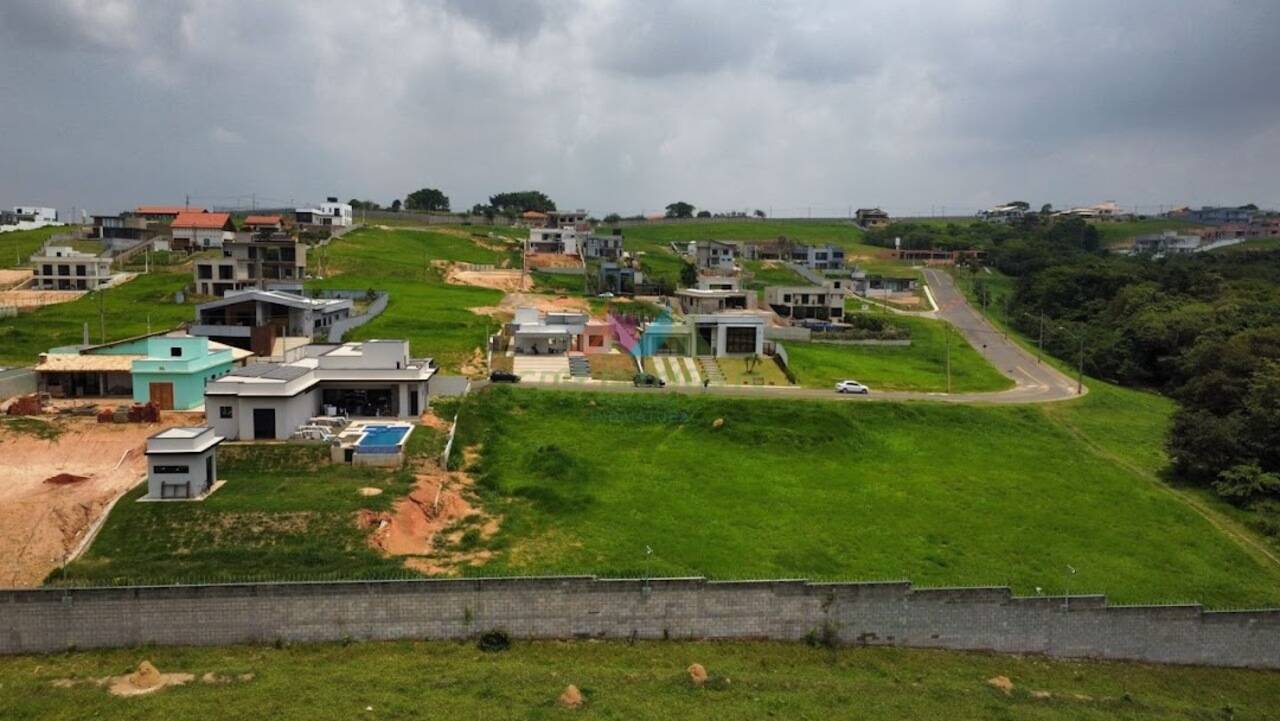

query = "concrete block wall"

[{"left": 2, "top": 577, "right": 1278, "bottom": 668}]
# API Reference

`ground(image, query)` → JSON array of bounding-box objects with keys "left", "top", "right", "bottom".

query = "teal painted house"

[
  {"left": 36, "top": 333, "right": 250, "bottom": 410},
  {"left": 131, "top": 336, "right": 241, "bottom": 410}
]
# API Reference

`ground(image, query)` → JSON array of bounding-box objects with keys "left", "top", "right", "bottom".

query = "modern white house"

[
  {"left": 193, "top": 233, "right": 307, "bottom": 297},
  {"left": 690, "top": 240, "right": 738, "bottom": 271},
  {"left": 504, "top": 307, "right": 612, "bottom": 355},
  {"left": 526, "top": 226, "right": 581, "bottom": 255},
  {"left": 296, "top": 198, "right": 353, "bottom": 227},
  {"left": 765, "top": 285, "right": 848, "bottom": 322},
  {"left": 205, "top": 340, "right": 436, "bottom": 440},
  {"left": 192, "top": 289, "right": 352, "bottom": 353},
  {"left": 12, "top": 206, "right": 58, "bottom": 223},
  {"left": 30, "top": 245, "right": 114, "bottom": 290},
  {"left": 144, "top": 426, "right": 224, "bottom": 501},
  {"left": 674, "top": 287, "right": 752, "bottom": 315}
]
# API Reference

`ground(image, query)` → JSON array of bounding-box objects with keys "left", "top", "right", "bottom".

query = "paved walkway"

[{"left": 508, "top": 269, "right": 1082, "bottom": 405}]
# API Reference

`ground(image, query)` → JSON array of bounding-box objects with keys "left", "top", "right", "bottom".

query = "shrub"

[{"left": 477, "top": 629, "right": 511, "bottom": 652}]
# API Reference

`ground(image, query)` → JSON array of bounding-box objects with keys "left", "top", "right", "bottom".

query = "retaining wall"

[
  {"left": 0, "top": 368, "right": 36, "bottom": 401},
  {"left": 4, "top": 577, "right": 1277, "bottom": 667}
]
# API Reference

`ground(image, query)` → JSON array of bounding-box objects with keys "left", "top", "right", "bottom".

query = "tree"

[
  {"left": 679, "top": 261, "right": 698, "bottom": 287},
  {"left": 389, "top": 199, "right": 401, "bottom": 212},
  {"left": 489, "top": 191, "right": 556, "bottom": 214},
  {"left": 404, "top": 188, "right": 450, "bottom": 212},
  {"left": 1040, "top": 203, "right": 1053, "bottom": 215},
  {"left": 665, "top": 201, "right": 695, "bottom": 219},
  {"left": 349, "top": 199, "right": 382, "bottom": 211},
  {"left": 1006, "top": 200, "right": 1031, "bottom": 211},
  {"left": 754, "top": 209, "right": 766, "bottom": 218},
  {"left": 696, "top": 210, "right": 712, "bottom": 218},
  {"left": 603, "top": 213, "right": 622, "bottom": 224}
]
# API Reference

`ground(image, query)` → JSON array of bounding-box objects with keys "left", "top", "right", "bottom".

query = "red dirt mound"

[{"left": 44, "top": 473, "right": 90, "bottom": 486}]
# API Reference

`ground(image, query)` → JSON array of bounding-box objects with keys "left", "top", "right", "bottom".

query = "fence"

[
  {"left": 3, "top": 576, "right": 1278, "bottom": 667},
  {"left": 318, "top": 291, "right": 389, "bottom": 343}
]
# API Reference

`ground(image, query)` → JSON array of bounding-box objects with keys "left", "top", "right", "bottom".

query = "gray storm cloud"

[{"left": 1, "top": 0, "right": 1277, "bottom": 216}]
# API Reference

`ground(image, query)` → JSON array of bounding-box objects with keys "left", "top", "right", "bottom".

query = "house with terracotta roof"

[
  {"left": 135, "top": 206, "right": 207, "bottom": 222},
  {"left": 171, "top": 211, "right": 236, "bottom": 250},
  {"left": 242, "top": 214, "right": 286, "bottom": 233}
]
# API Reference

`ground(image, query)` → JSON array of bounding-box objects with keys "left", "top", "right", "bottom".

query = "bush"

[{"left": 477, "top": 629, "right": 511, "bottom": 652}]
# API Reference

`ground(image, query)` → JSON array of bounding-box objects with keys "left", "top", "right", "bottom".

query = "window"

[
  {"left": 589, "top": 335, "right": 604, "bottom": 347},
  {"left": 170, "top": 346, "right": 183, "bottom": 358},
  {"left": 219, "top": 405, "right": 233, "bottom": 419},
  {"left": 161, "top": 482, "right": 190, "bottom": 499},
  {"left": 58, "top": 265, "right": 70, "bottom": 276},
  {"left": 725, "top": 327, "right": 757, "bottom": 354},
  {"left": 218, "top": 265, "right": 234, "bottom": 280},
  {"left": 197, "top": 265, "right": 212, "bottom": 279},
  {"left": 153, "top": 465, "right": 190, "bottom": 474},
  {"left": 42, "top": 264, "right": 52, "bottom": 275},
  {"left": 75, "top": 265, "right": 86, "bottom": 276}
]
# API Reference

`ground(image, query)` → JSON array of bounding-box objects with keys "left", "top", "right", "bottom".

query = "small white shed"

[{"left": 144, "top": 427, "right": 224, "bottom": 500}]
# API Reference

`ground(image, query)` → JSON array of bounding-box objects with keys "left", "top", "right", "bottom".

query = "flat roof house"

[
  {"left": 171, "top": 211, "right": 235, "bottom": 251},
  {"left": 35, "top": 332, "right": 250, "bottom": 409},
  {"left": 205, "top": 339, "right": 436, "bottom": 440},
  {"left": 765, "top": 285, "right": 847, "bottom": 321},
  {"left": 295, "top": 198, "right": 353, "bottom": 227},
  {"left": 687, "top": 312, "right": 766, "bottom": 357},
  {"left": 12, "top": 206, "right": 58, "bottom": 223},
  {"left": 581, "top": 229, "right": 624, "bottom": 259},
  {"left": 192, "top": 289, "right": 353, "bottom": 354},
  {"left": 675, "top": 287, "right": 751, "bottom": 315},
  {"left": 30, "top": 244, "right": 114, "bottom": 290},
  {"left": 144, "top": 427, "right": 224, "bottom": 501},
  {"left": 790, "top": 243, "right": 845, "bottom": 270},
  {"left": 526, "top": 227, "right": 581, "bottom": 255},
  {"left": 692, "top": 240, "right": 737, "bottom": 271},
  {"left": 193, "top": 232, "right": 307, "bottom": 297},
  {"left": 598, "top": 261, "right": 644, "bottom": 296},
  {"left": 505, "top": 307, "right": 612, "bottom": 355}
]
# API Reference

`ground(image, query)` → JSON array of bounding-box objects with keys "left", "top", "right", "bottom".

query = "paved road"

[{"left": 493, "top": 269, "right": 1083, "bottom": 405}]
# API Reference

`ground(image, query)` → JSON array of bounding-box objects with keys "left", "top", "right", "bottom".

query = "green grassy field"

[
  {"left": 741, "top": 259, "right": 807, "bottom": 294},
  {"left": 1091, "top": 219, "right": 1198, "bottom": 248},
  {"left": 450, "top": 387, "right": 1280, "bottom": 607},
  {"left": 54, "top": 441, "right": 436, "bottom": 586},
  {"left": 783, "top": 314, "right": 1013, "bottom": 393},
  {"left": 308, "top": 227, "right": 507, "bottom": 372},
  {"left": 4, "top": 640, "right": 1279, "bottom": 721},
  {"left": 0, "top": 272, "right": 195, "bottom": 365},
  {"left": 531, "top": 269, "right": 585, "bottom": 294},
  {"left": 0, "top": 225, "right": 74, "bottom": 268}
]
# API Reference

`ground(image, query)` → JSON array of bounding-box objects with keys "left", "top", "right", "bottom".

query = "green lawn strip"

[
  {"left": 1090, "top": 218, "right": 1200, "bottom": 249},
  {"left": 716, "top": 357, "right": 790, "bottom": 386},
  {"left": 531, "top": 270, "right": 585, "bottom": 295},
  {"left": 308, "top": 227, "right": 506, "bottom": 372},
  {"left": 783, "top": 314, "right": 1012, "bottom": 393},
  {"left": 0, "top": 225, "right": 74, "bottom": 268},
  {"left": 621, "top": 220, "right": 874, "bottom": 255},
  {"left": 54, "top": 444, "right": 418, "bottom": 586},
  {"left": 0, "top": 272, "right": 195, "bottom": 365},
  {"left": 452, "top": 388, "right": 1280, "bottom": 607},
  {"left": 587, "top": 353, "right": 638, "bottom": 381},
  {"left": 4, "top": 641, "right": 1280, "bottom": 720}
]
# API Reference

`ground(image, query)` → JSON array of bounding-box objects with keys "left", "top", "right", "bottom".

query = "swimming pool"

[{"left": 357, "top": 424, "right": 412, "bottom": 452}]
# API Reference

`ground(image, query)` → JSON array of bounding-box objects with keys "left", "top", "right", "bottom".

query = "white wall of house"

[
  {"left": 146, "top": 449, "right": 216, "bottom": 499},
  {"left": 210, "top": 390, "right": 318, "bottom": 440}
]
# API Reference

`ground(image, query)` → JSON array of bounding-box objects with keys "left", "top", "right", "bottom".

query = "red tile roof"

[
  {"left": 521, "top": 211, "right": 549, "bottom": 219},
  {"left": 243, "top": 215, "right": 283, "bottom": 225},
  {"left": 136, "top": 205, "right": 206, "bottom": 215},
  {"left": 172, "top": 211, "right": 232, "bottom": 229}
]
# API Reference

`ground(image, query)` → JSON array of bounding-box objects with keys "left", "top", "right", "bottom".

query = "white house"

[
  {"left": 526, "top": 227, "right": 581, "bottom": 255},
  {"left": 30, "top": 245, "right": 114, "bottom": 290},
  {"left": 687, "top": 312, "right": 766, "bottom": 356},
  {"left": 13, "top": 206, "right": 58, "bottom": 223},
  {"left": 144, "top": 426, "right": 224, "bottom": 500},
  {"left": 171, "top": 211, "right": 236, "bottom": 250},
  {"left": 205, "top": 339, "right": 436, "bottom": 440},
  {"left": 296, "top": 197, "right": 353, "bottom": 227}
]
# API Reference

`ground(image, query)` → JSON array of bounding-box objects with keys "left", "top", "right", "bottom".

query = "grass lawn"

[
  {"left": 307, "top": 227, "right": 506, "bottom": 372},
  {"left": 0, "top": 272, "right": 195, "bottom": 366},
  {"left": 0, "top": 225, "right": 74, "bottom": 268},
  {"left": 451, "top": 387, "right": 1280, "bottom": 607},
  {"left": 783, "top": 314, "right": 1012, "bottom": 392},
  {"left": 634, "top": 250, "right": 687, "bottom": 288},
  {"left": 587, "top": 352, "right": 637, "bottom": 381},
  {"left": 54, "top": 442, "right": 433, "bottom": 586},
  {"left": 531, "top": 269, "right": 585, "bottom": 295},
  {"left": 5, "top": 640, "right": 1280, "bottom": 720},
  {"left": 1090, "top": 218, "right": 1199, "bottom": 249},
  {"left": 741, "top": 260, "right": 807, "bottom": 295},
  {"left": 716, "top": 356, "right": 790, "bottom": 386}
]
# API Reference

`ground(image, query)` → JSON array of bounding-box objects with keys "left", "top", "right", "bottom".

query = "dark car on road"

[
  {"left": 489, "top": 370, "right": 521, "bottom": 383},
  {"left": 633, "top": 373, "right": 666, "bottom": 388}
]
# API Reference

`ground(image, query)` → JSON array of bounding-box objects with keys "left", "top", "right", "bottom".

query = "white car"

[
  {"left": 597, "top": 291, "right": 615, "bottom": 298},
  {"left": 835, "top": 380, "right": 870, "bottom": 394}
]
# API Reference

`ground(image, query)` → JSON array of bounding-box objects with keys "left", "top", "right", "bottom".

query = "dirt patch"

[
  {"left": 458, "top": 347, "right": 487, "bottom": 377},
  {"left": 446, "top": 264, "right": 531, "bottom": 293},
  {"left": 0, "top": 268, "right": 31, "bottom": 289},
  {"left": 358, "top": 487, "right": 383, "bottom": 497},
  {"left": 558, "top": 684, "right": 584, "bottom": 709},
  {"left": 524, "top": 253, "right": 582, "bottom": 270},
  {"left": 0, "top": 419, "right": 169, "bottom": 586},
  {"left": 364, "top": 455, "right": 501, "bottom": 574},
  {"left": 418, "top": 411, "right": 453, "bottom": 432},
  {"left": 108, "top": 661, "right": 194, "bottom": 697},
  {"left": 0, "top": 288, "right": 87, "bottom": 308},
  {"left": 44, "top": 473, "right": 91, "bottom": 485},
  {"left": 987, "top": 676, "right": 1014, "bottom": 695},
  {"left": 688, "top": 663, "right": 708, "bottom": 686},
  {"left": 473, "top": 292, "right": 589, "bottom": 316}
]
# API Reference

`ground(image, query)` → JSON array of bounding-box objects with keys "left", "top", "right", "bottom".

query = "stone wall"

[{"left": 3, "top": 577, "right": 1277, "bottom": 668}]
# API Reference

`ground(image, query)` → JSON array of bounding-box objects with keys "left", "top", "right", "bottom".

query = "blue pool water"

[{"left": 357, "top": 424, "right": 411, "bottom": 451}]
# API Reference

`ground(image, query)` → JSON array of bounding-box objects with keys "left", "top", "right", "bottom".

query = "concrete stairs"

[
  {"left": 651, "top": 355, "right": 702, "bottom": 386},
  {"left": 513, "top": 355, "right": 571, "bottom": 382},
  {"left": 698, "top": 356, "right": 725, "bottom": 385},
  {"left": 568, "top": 354, "right": 590, "bottom": 379}
]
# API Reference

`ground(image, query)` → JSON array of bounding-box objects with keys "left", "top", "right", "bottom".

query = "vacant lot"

[
  {"left": 452, "top": 387, "right": 1280, "bottom": 607},
  {"left": 1090, "top": 218, "right": 1199, "bottom": 248},
  {"left": 622, "top": 220, "right": 878, "bottom": 255},
  {"left": 308, "top": 227, "right": 506, "bottom": 372},
  {"left": 0, "top": 272, "right": 194, "bottom": 365},
  {"left": 0, "top": 225, "right": 70, "bottom": 268},
  {"left": 4, "top": 640, "right": 1279, "bottom": 721},
  {"left": 784, "top": 314, "right": 1013, "bottom": 393}
]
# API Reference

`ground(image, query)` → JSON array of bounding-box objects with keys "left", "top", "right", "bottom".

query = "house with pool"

[{"left": 204, "top": 339, "right": 436, "bottom": 440}]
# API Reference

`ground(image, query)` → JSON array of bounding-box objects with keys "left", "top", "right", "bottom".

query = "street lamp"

[{"left": 1056, "top": 326, "right": 1086, "bottom": 395}]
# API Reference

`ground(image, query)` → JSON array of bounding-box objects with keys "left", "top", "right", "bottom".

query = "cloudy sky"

[{"left": 2, "top": 0, "right": 1278, "bottom": 217}]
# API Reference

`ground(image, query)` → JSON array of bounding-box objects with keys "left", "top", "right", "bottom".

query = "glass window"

[
  {"left": 725, "top": 327, "right": 757, "bottom": 354},
  {"left": 153, "top": 465, "right": 190, "bottom": 474},
  {"left": 170, "top": 346, "right": 182, "bottom": 357},
  {"left": 220, "top": 405, "right": 233, "bottom": 419}
]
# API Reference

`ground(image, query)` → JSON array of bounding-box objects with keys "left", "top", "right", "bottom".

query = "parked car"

[
  {"left": 489, "top": 370, "right": 521, "bottom": 383},
  {"left": 596, "top": 291, "right": 615, "bottom": 298},
  {"left": 633, "top": 373, "right": 666, "bottom": 388},
  {"left": 834, "top": 379, "right": 870, "bottom": 394}
]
